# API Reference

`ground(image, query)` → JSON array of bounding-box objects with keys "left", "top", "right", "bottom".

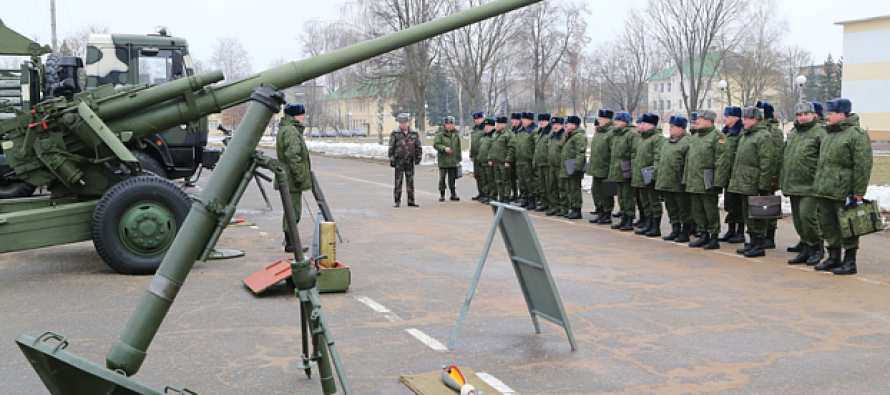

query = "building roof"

[
  {"left": 835, "top": 15, "right": 890, "bottom": 25},
  {"left": 322, "top": 79, "right": 396, "bottom": 101},
  {"left": 648, "top": 51, "right": 724, "bottom": 81}
]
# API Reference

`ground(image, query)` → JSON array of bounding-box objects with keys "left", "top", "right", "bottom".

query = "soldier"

[
  {"left": 757, "top": 100, "right": 784, "bottom": 249},
  {"left": 684, "top": 110, "right": 730, "bottom": 249},
  {"left": 608, "top": 111, "right": 637, "bottom": 231},
  {"left": 546, "top": 116, "right": 568, "bottom": 216},
  {"left": 470, "top": 111, "right": 486, "bottom": 200},
  {"left": 433, "top": 116, "right": 462, "bottom": 202},
  {"left": 632, "top": 113, "right": 665, "bottom": 236},
  {"left": 476, "top": 119, "right": 497, "bottom": 204},
  {"left": 515, "top": 111, "right": 537, "bottom": 207},
  {"left": 781, "top": 102, "right": 826, "bottom": 265},
  {"left": 812, "top": 102, "right": 825, "bottom": 125},
  {"left": 509, "top": 112, "right": 522, "bottom": 201},
  {"left": 655, "top": 115, "right": 693, "bottom": 242},
  {"left": 277, "top": 103, "right": 313, "bottom": 253},
  {"left": 532, "top": 113, "right": 552, "bottom": 212},
  {"left": 562, "top": 115, "right": 588, "bottom": 219},
  {"left": 718, "top": 106, "right": 746, "bottom": 244},
  {"left": 729, "top": 107, "right": 774, "bottom": 258},
  {"left": 812, "top": 99, "right": 872, "bottom": 275},
  {"left": 388, "top": 113, "right": 423, "bottom": 208},
  {"left": 588, "top": 110, "right": 615, "bottom": 224},
  {"left": 489, "top": 116, "right": 516, "bottom": 204}
]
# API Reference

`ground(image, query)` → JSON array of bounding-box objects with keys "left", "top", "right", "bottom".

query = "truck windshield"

[{"left": 138, "top": 49, "right": 182, "bottom": 85}]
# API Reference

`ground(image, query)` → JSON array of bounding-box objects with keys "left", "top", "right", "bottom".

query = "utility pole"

[{"left": 50, "top": 0, "right": 58, "bottom": 53}]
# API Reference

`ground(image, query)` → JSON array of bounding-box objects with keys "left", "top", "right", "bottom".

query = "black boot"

[
  {"left": 815, "top": 248, "right": 843, "bottom": 271},
  {"left": 567, "top": 208, "right": 582, "bottom": 220},
  {"left": 718, "top": 223, "right": 736, "bottom": 242},
  {"left": 284, "top": 232, "right": 294, "bottom": 253},
  {"left": 589, "top": 209, "right": 599, "bottom": 215},
  {"left": 763, "top": 228, "right": 776, "bottom": 249},
  {"left": 663, "top": 223, "right": 680, "bottom": 240},
  {"left": 807, "top": 242, "right": 824, "bottom": 266},
  {"left": 598, "top": 211, "right": 613, "bottom": 225},
  {"left": 501, "top": 195, "right": 510, "bottom": 204},
  {"left": 479, "top": 195, "right": 489, "bottom": 204},
  {"left": 536, "top": 204, "right": 548, "bottom": 213},
  {"left": 736, "top": 237, "right": 751, "bottom": 254},
  {"left": 450, "top": 188, "right": 460, "bottom": 201},
  {"left": 590, "top": 212, "right": 603, "bottom": 223},
  {"left": 674, "top": 223, "right": 691, "bottom": 243},
  {"left": 472, "top": 193, "right": 481, "bottom": 200},
  {"left": 620, "top": 217, "right": 635, "bottom": 231},
  {"left": 635, "top": 218, "right": 652, "bottom": 235},
  {"left": 634, "top": 214, "right": 646, "bottom": 228},
  {"left": 744, "top": 238, "right": 765, "bottom": 257},
  {"left": 788, "top": 244, "right": 812, "bottom": 264},
  {"left": 703, "top": 234, "right": 720, "bottom": 250},
  {"left": 611, "top": 215, "right": 626, "bottom": 230},
  {"left": 787, "top": 241, "right": 803, "bottom": 253},
  {"left": 728, "top": 224, "right": 746, "bottom": 243},
  {"left": 832, "top": 249, "right": 858, "bottom": 275},
  {"left": 689, "top": 233, "right": 710, "bottom": 248},
  {"left": 546, "top": 208, "right": 557, "bottom": 216},
  {"left": 519, "top": 196, "right": 528, "bottom": 207},
  {"left": 646, "top": 218, "right": 662, "bottom": 237},
  {"left": 612, "top": 211, "right": 621, "bottom": 218},
  {"left": 439, "top": 190, "right": 446, "bottom": 202},
  {"left": 511, "top": 189, "right": 519, "bottom": 202},
  {"left": 690, "top": 223, "right": 701, "bottom": 238}
]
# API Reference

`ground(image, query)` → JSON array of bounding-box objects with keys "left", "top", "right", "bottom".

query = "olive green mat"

[{"left": 399, "top": 366, "right": 502, "bottom": 395}]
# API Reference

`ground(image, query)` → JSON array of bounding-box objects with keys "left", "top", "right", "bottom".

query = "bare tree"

[
  {"left": 644, "top": 0, "right": 747, "bottom": 112},
  {"left": 58, "top": 24, "right": 109, "bottom": 88},
  {"left": 593, "top": 11, "right": 660, "bottom": 115},
  {"left": 776, "top": 45, "right": 813, "bottom": 127},
  {"left": 722, "top": 0, "right": 786, "bottom": 107},
  {"left": 210, "top": 37, "right": 252, "bottom": 128},
  {"left": 568, "top": 52, "right": 600, "bottom": 127}
]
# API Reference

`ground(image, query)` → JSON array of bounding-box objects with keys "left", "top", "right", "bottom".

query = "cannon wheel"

[
  {"left": 0, "top": 181, "right": 37, "bottom": 199},
  {"left": 92, "top": 176, "right": 191, "bottom": 275},
  {"left": 132, "top": 150, "right": 168, "bottom": 179}
]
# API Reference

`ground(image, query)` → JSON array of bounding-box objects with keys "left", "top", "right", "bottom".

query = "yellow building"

[
  {"left": 836, "top": 15, "right": 890, "bottom": 139},
  {"left": 320, "top": 82, "right": 401, "bottom": 136}
]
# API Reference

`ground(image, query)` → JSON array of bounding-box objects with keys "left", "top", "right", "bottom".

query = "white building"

[{"left": 836, "top": 15, "right": 890, "bottom": 139}]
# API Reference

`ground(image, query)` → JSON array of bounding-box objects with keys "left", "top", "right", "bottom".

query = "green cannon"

[{"left": 14, "top": 0, "right": 542, "bottom": 393}]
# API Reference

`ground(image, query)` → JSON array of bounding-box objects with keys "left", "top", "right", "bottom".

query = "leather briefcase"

[
  {"left": 748, "top": 195, "right": 783, "bottom": 219},
  {"left": 602, "top": 180, "right": 618, "bottom": 197},
  {"left": 620, "top": 161, "right": 632, "bottom": 179},
  {"left": 456, "top": 163, "right": 463, "bottom": 179}
]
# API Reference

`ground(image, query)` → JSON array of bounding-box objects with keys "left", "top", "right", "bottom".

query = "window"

[
  {"left": 707, "top": 99, "right": 712, "bottom": 109},
  {"left": 667, "top": 83, "right": 671, "bottom": 92},
  {"left": 660, "top": 83, "right": 664, "bottom": 93},
  {"left": 667, "top": 100, "right": 671, "bottom": 110},
  {"left": 653, "top": 101, "right": 658, "bottom": 110},
  {"left": 659, "top": 100, "right": 664, "bottom": 111}
]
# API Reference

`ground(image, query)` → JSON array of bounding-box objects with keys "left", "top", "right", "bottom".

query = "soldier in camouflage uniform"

[
  {"left": 515, "top": 111, "right": 537, "bottom": 207},
  {"left": 277, "top": 103, "right": 313, "bottom": 253},
  {"left": 631, "top": 113, "right": 665, "bottom": 236},
  {"left": 509, "top": 113, "right": 522, "bottom": 201},
  {"left": 588, "top": 110, "right": 615, "bottom": 224},
  {"left": 684, "top": 110, "right": 731, "bottom": 250},
  {"left": 532, "top": 113, "right": 552, "bottom": 212},
  {"left": 608, "top": 111, "right": 637, "bottom": 231},
  {"left": 490, "top": 116, "right": 517, "bottom": 204},
  {"left": 562, "top": 115, "right": 588, "bottom": 219},
  {"left": 433, "top": 116, "right": 462, "bottom": 202},
  {"left": 388, "top": 113, "right": 423, "bottom": 208},
  {"left": 655, "top": 115, "right": 693, "bottom": 242},
  {"left": 546, "top": 117, "right": 568, "bottom": 216},
  {"left": 757, "top": 101, "right": 784, "bottom": 249},
  {"left": 812, "top": 99, "right": 873, "bottom": 275},
  {"left": 729, "top": 107, "right": 774, "bottom": 258},
  {"left": 781, "top": 102, "right": 826, "bottom": 265},
  {"left": 476, "top": 119, "right": 497, "bottom": 204},
  {"left": 718, "top": 106, "right": 746, "bottom": 244},
  {"left": 470, "top": 111, "right": 486, "bottom": 200}
]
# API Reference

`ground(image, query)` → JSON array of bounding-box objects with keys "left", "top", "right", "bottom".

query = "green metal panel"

[{"left": 0, "top": 200, "right": 96, "bottom": 253}]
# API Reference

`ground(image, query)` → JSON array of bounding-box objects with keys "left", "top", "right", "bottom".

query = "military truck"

[{"left": 0, "top": 21, "right": 219, "bottom": 199}]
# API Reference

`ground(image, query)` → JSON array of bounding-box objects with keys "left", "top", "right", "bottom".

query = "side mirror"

[{"left": 171, "top": 51, "right": 184, "bottom": 79}]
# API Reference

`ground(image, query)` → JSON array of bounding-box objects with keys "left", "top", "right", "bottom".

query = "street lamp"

[
  {"left": 718, "top": 80, "right": 727, "bottom": 127},
  {"left": 796, "top": 75, "right": 807, "bottom": 103}
]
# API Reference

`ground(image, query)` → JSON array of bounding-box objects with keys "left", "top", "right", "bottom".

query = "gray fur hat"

[
  {"left": 794, "top": 102, "right": 815, "bottom": 115},
  {"left": 741, "top": 106, "right": 764, "bottom": 120},
  {"left": 443, "top": 116, "right": 456, "bottom": 124},
  {"left": 396, "top": 113, "right": 411, "bottom": 122},
  {"left": 698, "top": 109, "right": 717, "bottom": 121}
]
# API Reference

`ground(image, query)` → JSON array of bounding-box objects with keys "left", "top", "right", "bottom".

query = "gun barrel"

[
  {"left": 106, "top": 0, "right": 541, "bottom": 137},
  {"left": 93, "top": 70, "right": 225, "bottom": 121}
]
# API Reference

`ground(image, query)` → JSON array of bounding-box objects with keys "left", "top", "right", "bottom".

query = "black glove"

[
  {"left": 414, "top": 157, "right": 422, "bottom": 165},
  {"left": 295, "top": 181, "right": 302, "bottom": 190},
  {"left": 758, "top": 190, "right": 770, "bottom": 196},
  {"left": 390, "top": 160, "right": 396, "bottom": 168},
  {"left": 713, "top": 187, "right": 722, "bottom": 194}
]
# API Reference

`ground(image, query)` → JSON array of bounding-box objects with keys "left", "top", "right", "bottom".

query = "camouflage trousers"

[
  {"left": 472, "top": 159, "right": 483, "bottom": 195},
  {"left": 615, "top": 181, "right": 635, "bottom": 218},
  {"left": 517, "top": 163, "right": 533, "bottom": 197},
  {"left": 536, "top": 166, "right": 550, "bottom": 209},
  {"left": 724, "top": 192, "right": 744, "bottom": 224},
  {"left": 281, "top": 189, "right": 303, "bottom": 233},
  {"left": 438, "top": 167, "right": 458, "bottom": 191},
  {"left": 817, "top": 198, "right": 859, "bottom": 249},
  {"left": 565, "top": 175, "right": 583, "bottom": 209},
  {"left": 477, "top": 163, "right": 496, "bottom": 198},
  {"left": 547, "top": 167, "right": 565, "bottom": 212},
  {"left": 394, "top": 163, "right": 415, "bottom": 203},
  {"left": 690, "top": 193, "right": 721, "bottom": 234},
  {"left": 789, "top": 195, "right": 822, "bottom": 246},
  {"left": 493, "top": 162, "right": 513, "bottom": 197},
  {"left": 511, "top": 162, "right": 518, "bottom": 195},
  {"left": 662, "top": 191, "right": 691, "bottom": 225},
  {"left": 591, "top": 177, "right": 615, "bottom": 212},
  {"left": 637, "top": 186, "right": 661, "bottom": 219}
]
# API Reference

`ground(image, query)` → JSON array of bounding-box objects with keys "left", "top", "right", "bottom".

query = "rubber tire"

[
  {"left": 0, "top": 181, "right": 37, "bottom": 199},
  {"left": 132, "top": 150, "right": 168, "bottom": 179},
  {"left": 92, "top": 176, "right": 191, "bottom": 275}
]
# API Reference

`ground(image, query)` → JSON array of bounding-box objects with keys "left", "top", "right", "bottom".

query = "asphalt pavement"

[{"left": 3, "top": 152, "right": 890, "bottom": 394}]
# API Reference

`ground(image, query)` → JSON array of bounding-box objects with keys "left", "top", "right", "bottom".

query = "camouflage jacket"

[
  {"left": 779, "top": 119, "right": 826, "bottom": 196},
  {"left": 433, "top": 126, "right": 462, "bottom": 168},
  {"left": 654, "top": 132, "right": 690, "bottom": 192},
  {"left": 489, "top": 127, "right": 516, "bottom": 163},
  {"left": 812, "top": 114, "right": 873, "bottom": 201},
  {"left": 476, "top": 131, "right": 494, "bottom": 163},
  {"left": 684, "top": 126, "right": 730, "bottom": 195},
  {"left": 388, "top": 127, "right": 422, "bottom": 165},
  {"left": 607, "top": 124, "right": 636, "bottom": 182},
  {"left": 631, "top": 128, "right": 665, "bottom": 188},
  {"left": 560, "top": 127, "right": 588, "bottom": 178},
  {"left": 586, "top": 121, "right": 614, "bottom": 178},
  {"left": 547, "top": 129, "right": 567, "bottom": 168},
  {"left": 728, "top": 121, "right": 773, "bottom": 196},
  {"left": 765, "top": 117, "right": 784, "bottom": 189},
  {"left": 721, "top": 121, "right": 744, "bottom": 181},
  {"left": 532, "top": 124, "right": 552, "bottom": 167},
  {"left": 276, "top": 117, "right": 313, "bottom": 191},
  {"left": 515, "top": 123, "right": 537, "bottom": 164},
  {"left": 470, "top": 124, "right": 484, "bottom": 160}
]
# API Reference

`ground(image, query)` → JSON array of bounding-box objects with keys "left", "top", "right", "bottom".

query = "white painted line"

[
  {"left": 405, "top": 328, "right": 449, "bottom": 352},
  {"left": 355, "top": 295, "right": 391, "bottom": 313},
  {"left": 384, "top": 314, "right": 403, "bottom": 322},
  {"left": 713, "top": 251, "right": 762, "bottom": 262},
  {"left": 249, "top": 226, "right": 259, "bottom": 230},
  {"left": 476, "top": 372, "right": 518, "bottom": 394},
  {"left": 258, "top": 232, "right": 268, "bottom": 236}
]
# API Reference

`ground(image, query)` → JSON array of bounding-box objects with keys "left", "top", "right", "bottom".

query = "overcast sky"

[{"left": 4, "top": 0, "right": 890, "bottom": 74}]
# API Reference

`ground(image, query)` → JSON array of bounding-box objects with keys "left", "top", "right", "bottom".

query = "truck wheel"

[
  {"left": 92, "top": 176, "right": 191, "bottom": 274},
  {"left": 0, "top": 181, "right": 37, "bottom": 199},
  {"left": 132, "top": 150, "right": 168, "bottom": 179}
]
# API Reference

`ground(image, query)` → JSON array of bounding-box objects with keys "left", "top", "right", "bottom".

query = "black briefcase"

[
  {"left": 676, "top": 165, "right": 685, "bottom": 185},
  {"left": 456, "top": 163, "right": 463, "bottom": 179},
  {"left": 641, "top": 166, "right": 654, "bottom": 186},
  {"left": 748, "top": 195, "right": 783, "bottom": 219},
  {"left": 602, "top": 180, "right": 618, "bottom": 197},
  {"left": 620, "top": 161, "right": 632, "bottom": 179}
]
